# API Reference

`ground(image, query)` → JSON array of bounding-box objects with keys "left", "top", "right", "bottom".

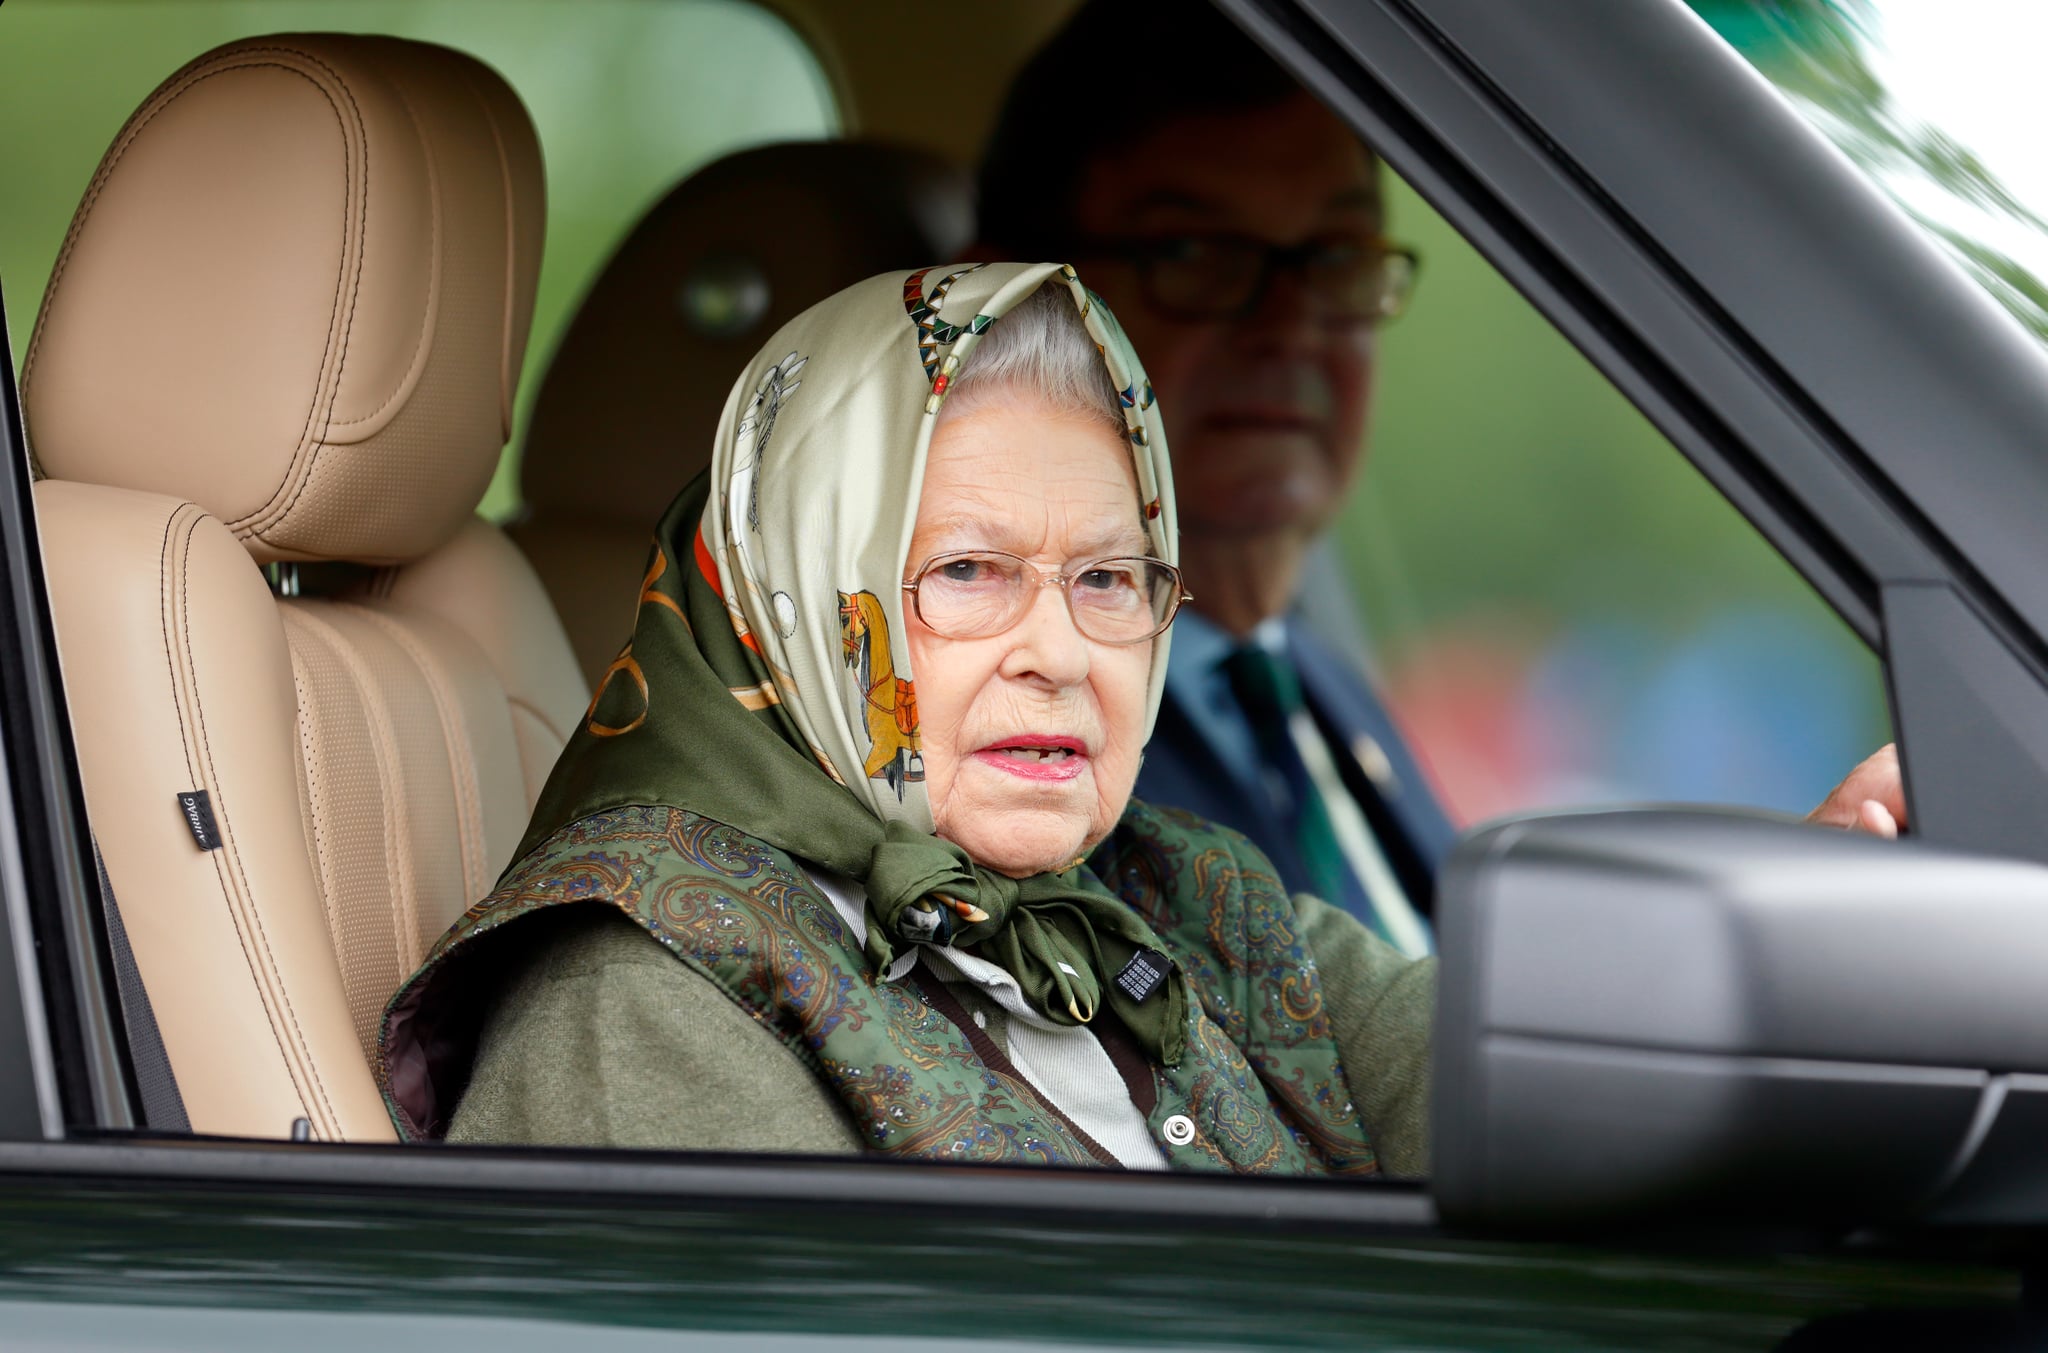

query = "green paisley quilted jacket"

[{"left": 378, "top": 799, "right": 1434, "bottom": 1176}]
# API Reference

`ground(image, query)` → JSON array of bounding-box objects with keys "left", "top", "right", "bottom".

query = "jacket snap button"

[{"left": 1162, "top": 1114, "right": 1196, "bottom": 1146}]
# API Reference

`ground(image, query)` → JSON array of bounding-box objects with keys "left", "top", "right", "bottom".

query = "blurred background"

[
  {"left": 1, "top": 0, "right": 1946, "bottom": 827},
  {"left": 1342, "top": 165, "right": 1887, "bottom": 824}
]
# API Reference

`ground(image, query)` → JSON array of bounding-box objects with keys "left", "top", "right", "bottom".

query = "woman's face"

[{"left": 906, "top": 392, "right": 1154, "bottom": 877}]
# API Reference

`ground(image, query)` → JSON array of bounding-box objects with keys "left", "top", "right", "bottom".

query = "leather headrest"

[
  {"left": 23, "top": 34, "right": 544, "bottom": 565},
  {"left": 517, "top": 140, "right": 969, "bottom": 526}
]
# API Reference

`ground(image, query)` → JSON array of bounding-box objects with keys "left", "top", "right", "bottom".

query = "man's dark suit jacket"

[{"left": 1132, "top": 623, "right": 1457, "bottom": 917}]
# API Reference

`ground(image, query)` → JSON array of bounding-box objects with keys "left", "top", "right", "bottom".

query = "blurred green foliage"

[
  {"left": 1337, "top": 171, "right": 1895, "bottom": 815},
  {"left": 1688, "top": 0, "right": 2048, "bottom": 340},
  {"left": 0, "top": 0, "right": 837, "bottom": 517}
]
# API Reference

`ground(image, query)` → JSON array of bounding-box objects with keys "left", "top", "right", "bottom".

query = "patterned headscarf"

[{"left": 701, "top": 261, "right": 1173, "bottom": 826}]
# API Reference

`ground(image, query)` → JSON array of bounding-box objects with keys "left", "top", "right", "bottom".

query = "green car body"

[{"left": 0, "top": 1149, "right": 2025, "bottom": 1349}]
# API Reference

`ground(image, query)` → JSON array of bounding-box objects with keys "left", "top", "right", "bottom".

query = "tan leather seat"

[
  {"left": 511, "top": 140, "right": 970, "bottom": 687},
  {"left": 23, "top": 34, "right": 588, "bottom": 1142}
]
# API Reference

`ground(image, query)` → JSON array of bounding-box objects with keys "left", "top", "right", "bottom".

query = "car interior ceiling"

[{"left": 9, "top": 5, "right": 1061, "bottom": 1142}]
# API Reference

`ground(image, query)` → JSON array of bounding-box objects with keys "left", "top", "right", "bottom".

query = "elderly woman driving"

[{"left": 379, "top": 263, "right": 1426, "bottom": 1174}]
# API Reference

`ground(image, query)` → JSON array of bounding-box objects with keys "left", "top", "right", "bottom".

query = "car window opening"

[{"left": 0, "top": 0, "right": 1892, "bottom": 1182}]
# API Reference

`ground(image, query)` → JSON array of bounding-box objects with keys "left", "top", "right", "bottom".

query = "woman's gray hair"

[{"left": 934, "top": 282, "right": 1125, "bottom": 433}]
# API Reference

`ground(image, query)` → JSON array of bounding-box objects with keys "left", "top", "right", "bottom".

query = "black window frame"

[{"left": 0, "top": 286, "right": 136, "bottom": 1143}]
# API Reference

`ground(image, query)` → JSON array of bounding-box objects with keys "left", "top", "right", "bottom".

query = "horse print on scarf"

[{"left": 838, "top": 588, "right": 922, "bottom": 796}]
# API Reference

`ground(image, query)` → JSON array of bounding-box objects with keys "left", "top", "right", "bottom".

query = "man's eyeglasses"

[
  {"left": 903, "top": 551, "right": 1190, "bottom": 645},
  {"left": 1059, "top": 233, "right": 1420, "bottom": 325}
]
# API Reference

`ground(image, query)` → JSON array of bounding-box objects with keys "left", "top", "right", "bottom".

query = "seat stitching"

[
  {"left": 154, "top": 508, "right": 202, "bottom": 784},
  {"left": 452, "top": 57, "right": 520, "bottom": 435},
  {"left": 235, "top": 48, "right": 373, "bottom": 536},
  {"left": 26, "top": 60, "right": 264, "bottom": 382},
  {"left": 145, "top": 507, "right": 296, "bottom": 1117},
  {"left": 155, "top": 506, "right": 308, "bottom": 1121},
  {"left": 338, "top": 602, "right": 488, "bottom": 945},
  {"left": 282, "top": 621, "right": 347, "bottom": 959},
  {"left": 166, "top": 508, "right": 339, "bottom": 1134},
  {"left": 177, "top": 519, "right": 342, "bottom": 1134},
  {"left": 160, "top": 47, "right": 369, "bottom": 537},
  {"left": 319, "top": 59, "right": 439, "bottom": 429},
  {"left": 23, "top": 53, "right": 356, "bottom": 517}
]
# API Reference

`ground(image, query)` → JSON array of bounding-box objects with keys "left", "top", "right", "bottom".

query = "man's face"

[{"left": 1068, "top": 92, "right": 1381, "bottom": 543}]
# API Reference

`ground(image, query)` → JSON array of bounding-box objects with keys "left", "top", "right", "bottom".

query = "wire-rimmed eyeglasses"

[{"left": 902, "top": 550, "right": 1191, "bottom": 645}]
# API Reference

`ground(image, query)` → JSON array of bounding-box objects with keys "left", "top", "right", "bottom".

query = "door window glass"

[{"left": 1332, "top": 175, "right": 1891, "bottom": 824}]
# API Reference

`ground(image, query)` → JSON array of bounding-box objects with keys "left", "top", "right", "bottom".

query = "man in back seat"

[
  {"left": 974, "top": 0, "right": 1903, "bottom": 950},
  {"left": 976, "top": 0, "right": 1449, "bottom": 953}
]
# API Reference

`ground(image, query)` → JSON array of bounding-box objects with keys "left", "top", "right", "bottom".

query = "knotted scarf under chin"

[{"left": 864, "top": 822, "right": 1188, "bottom": 1066}]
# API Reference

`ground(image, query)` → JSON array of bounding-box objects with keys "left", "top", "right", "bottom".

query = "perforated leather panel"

[{"left": 282, "top": 595, "right": 528, "bottom": 1053}]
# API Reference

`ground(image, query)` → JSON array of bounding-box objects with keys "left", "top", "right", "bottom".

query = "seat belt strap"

[{"left": 93, "top": 840, "right": 190, "bottom": 1132}]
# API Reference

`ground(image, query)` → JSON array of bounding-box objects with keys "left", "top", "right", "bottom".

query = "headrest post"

[{"left": 264, "top": 563, "right": 302, "bottom": 599}]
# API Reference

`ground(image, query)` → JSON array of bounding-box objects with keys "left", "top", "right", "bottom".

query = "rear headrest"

[
  {"left": 23, "top": 34, "right": 544, "bottom": 565},
  {"left": 518, "top": 140, "right": 969, "bottom": 526}
]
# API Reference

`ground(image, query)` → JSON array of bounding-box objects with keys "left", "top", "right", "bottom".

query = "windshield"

[{"left": 1692, "top": 0, "right": 2048, "bottom": 342}]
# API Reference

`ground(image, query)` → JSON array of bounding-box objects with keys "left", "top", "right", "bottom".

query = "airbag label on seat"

[{"left": 175, "top": 791, "right": 222, "bottom": 851}]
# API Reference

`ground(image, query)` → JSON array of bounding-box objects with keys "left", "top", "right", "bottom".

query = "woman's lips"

[{"left": 974, "top": 735, "right": 1089, "bottom": 783}]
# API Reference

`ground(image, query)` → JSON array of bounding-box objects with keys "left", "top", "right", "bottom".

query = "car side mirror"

[{"left": 1431, "top": 808, "right": 2048, "bottom": 1232}]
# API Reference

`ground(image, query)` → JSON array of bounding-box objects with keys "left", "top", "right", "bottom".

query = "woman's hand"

[{"left": 1806, "top": 742, "right": 1907, "bottom": 839}]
